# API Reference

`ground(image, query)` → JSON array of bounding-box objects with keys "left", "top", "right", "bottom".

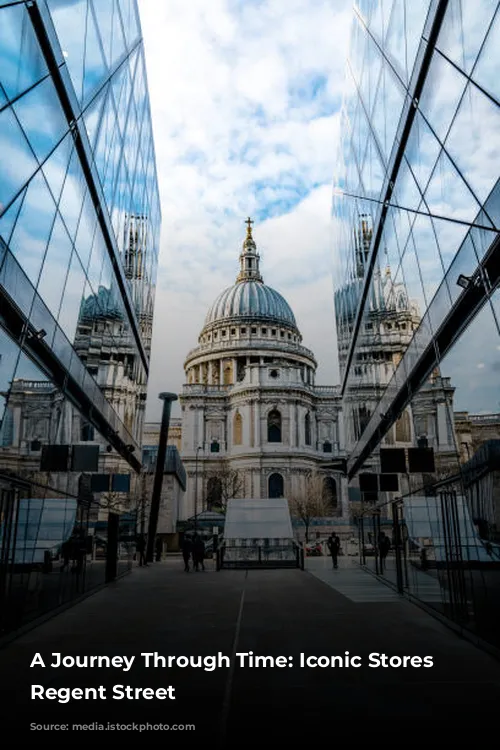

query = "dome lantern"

[
  {"left": 236, "top": 217, "right": 263, "bottom": 283},
  {"left": 202, "top": 218, "right": 298, "bottom": 331}
]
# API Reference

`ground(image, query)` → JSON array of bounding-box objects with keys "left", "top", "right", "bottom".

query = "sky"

[{"left": 138, "top": 0, "right": 354, "bottom": 421}]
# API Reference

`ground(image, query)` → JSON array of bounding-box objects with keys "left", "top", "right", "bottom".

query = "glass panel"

[
  {"left": 408, "top": 213, "right": 444, "bottom": 313},
  {"left": 58, "top": 250, "right": 86, "bottom": 342},
  {"left": 82, "top": 2, "right": 108, "bottom": 105},
  {"left": 384, "top": 0, "right": 411, "bottom": 81},
  {"left": 0, "top": 189, "right": 25, "bottom": 246},
  {"left": 436, "top": 0, "right": 498, "bottom": 75},
  {"left": 394, "top": 156, "right": 424, "bottom": 211},
  {"left": 0, "top": 3, "right": 48, "bottom": 100},
  {"left": 471, "top": 7, "right": 500, "bottom": 104},
  {"left": 447, "top": 234, "right": 480, "bottom": 308},
  {"left": 86, "top": 228, "right": 107, "bottom": 292},
  {"left": 41, "top": 133, "right": 73, "bottom": 206},
  {"left": 444, "top": 82, "right": 500, "bottom": 208},
  {"left": 57, "top": 146, "right": 87, "bottom": 241},
  {"left": 404, "top": 110, "right": 442, "bottom": 196},
  {"left": 439, "top": 301, "right": 500, "bottom": 416},
  {"left": 12, "top": 77, "right": 69, "bottom": 165},
  {"left": 427, "top": 278, "right": 452, "bottom": 335},
  {"left": 418, "top": 50, "right": 468, "bottom": 146},
  {"left": 37, "top": 212, "right": 73, "bottom": 317},
  {"left": 428, "top": 214, "right": 473, "bottom": 275},
  {"left": 47, "top": 0, "right": 87, "bottom": 103},
  {"left": 82, "top": 83, "right": 107, "bottom": 150},
  {"left": 110, "top": 0, "right": 127, "bottom": 67},
  {"left": 30, "top": 291, "right": 57, "bottom": 350},
  {"left": 0, "top": 105, "right": 38, "bottom": 213},
  {"left": 9, "top": 171, "right": 57, "bottom": 286},
  {"left": 424, "top": 148, "right": 482, "bottom": 225},
  {"left": 0, "top": 250, "right": 36, "bottom": 317},
  {"left": 0, "top": 326, "right": 21, "bottom": 432},
  {"left": 371, "top": 58, "right": 407, "bottom": 163},
  {"left": 470, "top": 220, "right": 498, "bottom": 264},
  {"left": 490, "top": 287, "right": 500, "bottom": 335},
  {"left": 399, "top": 227, "right": 427, "bottom": 317},
  {"left": 118, "top": 0, "right": 140, "bottom": 48},
  {"left": 74, "top": 189, "right": 98, "bottom": 271}
]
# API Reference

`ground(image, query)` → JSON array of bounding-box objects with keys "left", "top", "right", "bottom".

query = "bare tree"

[
  {"left": 288, "top": 471, "right": 335, "bottom": 542},
  {"left": 204, "top": 460, "right": 244, "bottom": 513}
]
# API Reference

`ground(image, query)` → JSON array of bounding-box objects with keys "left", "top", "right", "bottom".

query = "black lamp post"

[
  {"left": 146, "top": 392, "right": 177, "bottom": 562},
  {"left": 194, "top": 445, "right": 203, "bottom": 531}
]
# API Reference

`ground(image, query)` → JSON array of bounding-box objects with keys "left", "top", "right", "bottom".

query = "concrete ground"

[{"left": 1, "top": 555, "right": 500, "bottom": 739}]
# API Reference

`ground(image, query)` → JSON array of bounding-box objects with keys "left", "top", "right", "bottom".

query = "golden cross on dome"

[{"left": 245, "top": 216, "right": 254, "bottom": 233}]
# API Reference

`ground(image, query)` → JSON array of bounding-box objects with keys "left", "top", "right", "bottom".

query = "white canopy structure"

[
  {"left": 221, "top": 499, "right": 299, "bottom": 568},
  {"left": 224, "top": 498, "right": 294, "bottom": 541}
]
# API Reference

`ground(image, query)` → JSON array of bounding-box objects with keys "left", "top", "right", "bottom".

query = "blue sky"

[{"left": 139, "top": 0, "right": 354, "bottom": 419}]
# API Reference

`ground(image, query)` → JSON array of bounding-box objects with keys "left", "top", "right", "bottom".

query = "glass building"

[
  {"left": 0, "top": 0, "right": 160, "bottom": 635},
  {"left": 333, "top": 1, "right": 500, "bottom": 649}
]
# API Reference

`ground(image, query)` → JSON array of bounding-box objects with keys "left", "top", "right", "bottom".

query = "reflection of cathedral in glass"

[
  {"left": 0, "top": 0, "right": 161, "bottom": 635},
  {"left": 335, "top": 213, "right": 460, "bottom": 487},
  {"left": 332, "top": 0, "right": 500, "bottom": 646}
]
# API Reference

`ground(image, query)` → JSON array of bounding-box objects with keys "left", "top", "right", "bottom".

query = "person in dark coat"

[
  {"left": 182, "top": 535, "right": 192, "bottom": 572},
  {"left": 192, "top": 533, "right": 205, "bottom": 572},
  {"left": 379, "top": 532, "right": 391, "bottom": 573},
  {"left": 155, "top": 536, "right": 163, "bottom": 562},
  {"left": 136, "top": 534, "right": 147, "bottom": 567},
  {"left": 327, "top": 533, "right": 341, "bottom": 569}
]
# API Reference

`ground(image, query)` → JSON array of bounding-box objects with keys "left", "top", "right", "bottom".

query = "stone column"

[
  {"left": 437, "top": 401, "right": 449, "bottom": 449},
  {"left": 249, "top": 400, "right": 254, "bottom": 447},
  {"left": 254, "top": 401, "right": 261, "bottom": 448},
  {"left": 295, "top": 402, "right": 300, "bottom": 447},
  {"left": 289, "top": 401, "right": 295, "bottom": 448}
]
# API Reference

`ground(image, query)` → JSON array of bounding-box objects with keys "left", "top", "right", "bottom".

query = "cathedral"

[{"left": 179, "top": 219, "right": 349, "bottom": 520}]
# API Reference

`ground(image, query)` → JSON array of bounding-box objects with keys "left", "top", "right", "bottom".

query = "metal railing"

[{"left": 216, "top": 542, "right": 304, "bottom": 570}]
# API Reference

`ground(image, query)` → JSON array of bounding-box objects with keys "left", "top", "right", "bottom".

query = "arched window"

[
  {"left": 267, "top": 409, "right": 282, "bottom": 442},
  {"left": 233, "top": 411, "right": 243, "bottom": 445},
  {"left": 223, "top": 361, "right": 233, "bottom": 385},
  {"left": 323, "top": 476, "right": 338, "bottom": 512},
  {"left": 305, "top": 413, "right": 311, "bottom": 445},
  {"left": 268, "top": 473, "right": 284, "bottom": 498},
  {"left": 395, "top": 409, "right": 411, "bottom": 442}
]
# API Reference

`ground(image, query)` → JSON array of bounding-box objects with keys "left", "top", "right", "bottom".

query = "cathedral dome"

[
  {"left": 205, "top": 280, "right": 296, "bottom": 327},
  {"left": 204, "top": 218, "right": 297, "bottom": 330}
]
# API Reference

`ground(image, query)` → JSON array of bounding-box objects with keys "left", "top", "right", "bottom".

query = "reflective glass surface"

[
  {"left": 334, "top": 1, "right": 500, "bottom": 649},
  {"left": 0, "top": 0, "right": 159, "bottom": 635}
]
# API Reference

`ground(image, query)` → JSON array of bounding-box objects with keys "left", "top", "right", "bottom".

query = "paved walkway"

[
  {"left": 1, "top": 557, "right": 500, "bottom": 739},
  {"left": 308, "top": 556, "right": 402, "bottom": 601}
]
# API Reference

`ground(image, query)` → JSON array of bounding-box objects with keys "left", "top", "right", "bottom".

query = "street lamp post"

[
  {"left": 146, "top": 392, "right": 178, "bottom": 563},
  {"left": 194, "top": 445, "right": 203, "bottom": 531}
]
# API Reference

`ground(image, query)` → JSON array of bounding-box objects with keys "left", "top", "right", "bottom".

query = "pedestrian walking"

[
  {"left": 182, "top": 534, "right": 192, "bottom": 572},
  {"left": 136, "top": 534, "right": 147, "bottom": 567},
  {"left": 327, "top": 533, "right": 341, "bottom": 569},
  {"left": 192, "top": 533, "right": 205, "bottom": 571}
]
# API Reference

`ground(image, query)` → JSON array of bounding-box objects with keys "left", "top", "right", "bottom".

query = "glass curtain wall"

[
  {"left": 0, "top": 0, "right": 160, "bottom": 635},
  {"left": 333, "top": 0, "right": 500, "bottom": 648}
]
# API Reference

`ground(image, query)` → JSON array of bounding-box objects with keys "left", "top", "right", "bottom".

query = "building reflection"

[
  {"left": 0, "top": 0, "right": 160, "bottom": 635},
  {"left": 333, "top": 0, "right": 500, "bottom": 649}
]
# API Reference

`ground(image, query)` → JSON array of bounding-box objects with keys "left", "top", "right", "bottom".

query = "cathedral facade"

[{"left": 179, "top": 219, "right": 348, "bottom": 520}]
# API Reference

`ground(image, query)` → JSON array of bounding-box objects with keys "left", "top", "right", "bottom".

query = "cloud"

[{"left": 138, "top": 0, "right": 353, "bottom": 419}]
